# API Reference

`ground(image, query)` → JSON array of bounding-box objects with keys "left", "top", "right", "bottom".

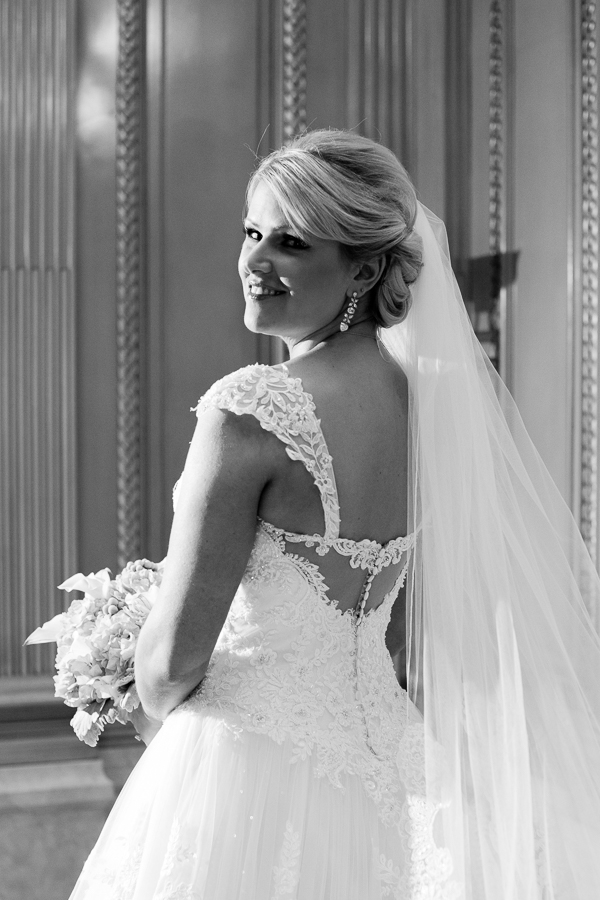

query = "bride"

[{"left": 70, "top": 130, "right": 600, "bottom": 899}]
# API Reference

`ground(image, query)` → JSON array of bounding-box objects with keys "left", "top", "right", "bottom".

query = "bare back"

[{"left": 256, "top": 337, "right": 410, "bottom": 618}]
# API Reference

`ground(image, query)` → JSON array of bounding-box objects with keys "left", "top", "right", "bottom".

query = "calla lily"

[
  {"left": 24, "top": 613, "right": 68, "bottom": 645},
  {"left": 58, "top": 568, "right": 112, "bottom": 596}
]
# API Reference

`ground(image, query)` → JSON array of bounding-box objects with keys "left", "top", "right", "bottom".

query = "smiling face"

[{"left": 238, "top": 181, "right": 358, "bottom": 342}]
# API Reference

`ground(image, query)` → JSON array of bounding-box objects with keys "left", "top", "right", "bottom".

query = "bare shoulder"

[
  {"left": 283, "top": 339, "right": 408, "bottom": 412},
  {"left": 190, "top": 400, "right": 294, "bottom": 482},
  {"left": 282, "top": 339, "right": 409, "bottom": 539}
]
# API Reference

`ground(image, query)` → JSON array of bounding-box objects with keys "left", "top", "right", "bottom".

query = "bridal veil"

[{"left": 380, "top": 204, "right": 600, "bottom": 897}]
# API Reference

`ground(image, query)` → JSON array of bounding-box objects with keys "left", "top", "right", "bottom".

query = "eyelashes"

[
  {"left": 284, "top": 235, "right": 310, "bottom": 250},
  {"left": 243, "top": 226, "right": 260, "bottom": 240},
  {"left": 243, "top": 226, "right": 309, "bottom": 250}
]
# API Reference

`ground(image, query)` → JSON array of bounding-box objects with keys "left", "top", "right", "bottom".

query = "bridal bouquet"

[{"left": 25, "top": 559, "right": 164, "bottom": 747}]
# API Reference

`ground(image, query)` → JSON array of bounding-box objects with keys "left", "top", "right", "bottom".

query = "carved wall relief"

[
  {"left": 579, "top": 0, "right": 599, "bottom": 567},
  {"left": 115, "top": 0, "right": 146, "bottom": 569}
]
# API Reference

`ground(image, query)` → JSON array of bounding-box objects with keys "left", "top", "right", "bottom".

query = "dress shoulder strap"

[{"left": 195, "top": 364, "right": 340, "bottom": 540}]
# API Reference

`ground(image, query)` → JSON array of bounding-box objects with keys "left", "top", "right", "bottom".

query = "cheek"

[
  {"left": 302, "top": 264, "right": 347, "bottom": 303},
  {"left": 309, "top": 249, "right": 351, "bottom": 288}
]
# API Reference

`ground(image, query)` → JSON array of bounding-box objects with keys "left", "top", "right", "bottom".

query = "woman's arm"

[{"left": 135, "top": 407, "right": 275, "bottom": 721}]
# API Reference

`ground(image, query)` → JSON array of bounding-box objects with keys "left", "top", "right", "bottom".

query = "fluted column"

[
  {"left": 346, "top": 0, "right": 410, "bottom": 163},
  {"left": 0, "top": 0, "right": 76, "bottom": 677}
]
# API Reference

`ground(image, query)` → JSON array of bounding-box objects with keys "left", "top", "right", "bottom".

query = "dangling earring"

[{"left": 340, "top": 291, "right": 359, "bottom": 332}]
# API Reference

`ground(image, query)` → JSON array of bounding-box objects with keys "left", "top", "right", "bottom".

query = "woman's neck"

[{"left": 286, "top": 315, "right": 377, "bottom": 359}]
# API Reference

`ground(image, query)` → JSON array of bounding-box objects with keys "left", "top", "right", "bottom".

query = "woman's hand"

[{"left": 130, "top": 705, "right": 163, "bottom": 746}]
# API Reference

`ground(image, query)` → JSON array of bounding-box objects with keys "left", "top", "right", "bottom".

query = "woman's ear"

[{"left": 350, "top": 257, "right": 386, "bottom": 295}]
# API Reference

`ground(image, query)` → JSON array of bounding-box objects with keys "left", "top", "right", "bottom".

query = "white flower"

[
  {"left": 118, "top": 682, "right": 140, "bottom": 713},
  {"left": 24, "top": 612, "right": 69, "bottom": 645},
  {"left": 58, "top": 568, "right": 113, "bottom": 598},
  {"left": 63, "top": 596, "right": 103, "bottom": 629},
  {"left": 26, "top": 557, "right": 164, "bottom": 744},
  {"left": 70, "top": 708, "right": 105, "bottom": 747}
]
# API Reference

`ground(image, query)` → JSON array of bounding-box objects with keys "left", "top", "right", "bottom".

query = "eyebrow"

[{"left": 244, "top": 216, "right": 294, "bottom": 233}]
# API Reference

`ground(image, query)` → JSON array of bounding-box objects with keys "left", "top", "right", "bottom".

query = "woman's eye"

[
  {"left": 283, "top": 235, "right": 309, "bottom": 250},
  {"left": 242, "top": 227, "right": 308, "bottom": 250}
]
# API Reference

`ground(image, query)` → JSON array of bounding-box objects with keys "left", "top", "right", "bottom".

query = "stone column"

[{"left": 0, "top": 0, "right": 77, "bottom": 682}]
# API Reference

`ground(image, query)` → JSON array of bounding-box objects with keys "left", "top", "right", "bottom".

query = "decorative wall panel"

[
  {"left": 256, "top": 0, "right": 282, "bottom": 155},
  {"left": 489, "top": 0, "right": 504, "bottom": 299},
  {"left": 0, "top": 0, "right": 76, "bottom": 676},
  {"left": 282, "top": 0, "right": 307, "bottom": 140},
  {"left": 444, "top": 0, "right": 471, "bottom": 282},
  {"left": 346, "top": 0, "right": 408, "bottom": 163},
  {"left": 115, "top": 0, "right": 146, "bottom": 569},
  {"left": 481, "top": 0, "right": 515, "bottom": 381},
  {"left": 579, "top": 0, "right": 599, "bottom": 576}
]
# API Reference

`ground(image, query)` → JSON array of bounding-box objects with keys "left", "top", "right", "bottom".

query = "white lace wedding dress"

[{"left": 69, "top": 364, "right": 459, "bottom": 900}]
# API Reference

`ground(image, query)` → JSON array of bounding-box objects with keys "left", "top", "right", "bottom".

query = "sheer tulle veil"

[{"left": 380, "top": 203, "right": 600, "bottom": 896}]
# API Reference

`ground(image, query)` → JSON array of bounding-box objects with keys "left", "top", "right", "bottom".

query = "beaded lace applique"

[
  {"left": 258, "top": 517, "right": 417, "bottom": 571},
  {"left": 195, "top": 364, "right": 417, "bottom": 581},
  {"left": 196, "top": 364, "right": 340, "bottom": 541},
  {"left": 271, "top": 821, "right": 302, "bottom": 899}
]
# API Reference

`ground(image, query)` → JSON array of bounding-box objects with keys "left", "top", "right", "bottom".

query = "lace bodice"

[
  {"left": 192, "top": 364, "right": 415, "bottom": 623},
  {"left": 173, "top": 366, "right": 432, "bottom": 818}
]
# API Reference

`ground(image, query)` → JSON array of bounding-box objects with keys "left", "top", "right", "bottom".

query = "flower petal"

[{"left": 24, "top": 613, "right": 67, "bottom": 644}]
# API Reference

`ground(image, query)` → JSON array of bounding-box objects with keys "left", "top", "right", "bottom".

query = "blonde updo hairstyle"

[{"left": 247, "top": 130, "right": 423, "bottom": 327}]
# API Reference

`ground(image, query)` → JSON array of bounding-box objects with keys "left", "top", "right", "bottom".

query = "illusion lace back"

[{"left": 70, "top": 365, "right": 460, "bottom": 900}]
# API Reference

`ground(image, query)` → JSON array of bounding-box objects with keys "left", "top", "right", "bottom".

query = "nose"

[{"left": 242, "top": 240, "right": 273, "bottom": 275}]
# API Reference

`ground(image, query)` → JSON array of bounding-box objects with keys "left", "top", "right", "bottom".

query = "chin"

[{"left": 243, "top": 306, "right": 286, "bottom": 338}]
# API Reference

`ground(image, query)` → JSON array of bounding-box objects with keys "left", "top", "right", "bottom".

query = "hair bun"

[{"left": 375, "top": 229, "right": 423, "bottom": 327}]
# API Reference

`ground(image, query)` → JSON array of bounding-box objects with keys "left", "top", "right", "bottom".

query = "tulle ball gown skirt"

[{"left": 69, "top": 708, "right": 421, "bottom": 900}]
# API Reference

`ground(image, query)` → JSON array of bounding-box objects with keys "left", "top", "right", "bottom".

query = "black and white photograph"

[{"left": 1, "top": 1, "right": 600, "bottom": 897}]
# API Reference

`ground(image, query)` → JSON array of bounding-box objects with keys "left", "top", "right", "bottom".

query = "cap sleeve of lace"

[{"left": 192, "top": 364, "right": 339, "bottom": 539}]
